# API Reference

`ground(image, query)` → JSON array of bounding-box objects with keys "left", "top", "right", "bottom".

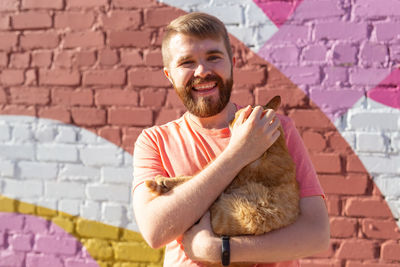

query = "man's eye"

[
  {"left": 180, "top": 61, "right": 194, "bottom": 66},
  {"left": 208, "top": 56, "right": 221, "bottom": 62}
]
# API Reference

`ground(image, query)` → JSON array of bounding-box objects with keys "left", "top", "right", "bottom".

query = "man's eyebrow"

[{"left": 207, "top": 49, "right": 224, "bottom": 55}]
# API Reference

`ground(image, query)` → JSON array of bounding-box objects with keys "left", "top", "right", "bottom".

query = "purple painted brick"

[
  {"left": 291, "top": 0, "right": 344, "bottom": 20},
  {"left": 0, "top": 231, "right": 5, "bottom": 246},
  {"left": 375, "top": 22, "right": 400, "bottom": 42},
  {"left": 0, "top": 213, "right": 24, "bottom": 231},
  {"left": 65, "top": 259, "right": 99, "bottom": 267},
  {"left": 0, "top": 250, "right": 25, "bottom": 267},
  {"left": 269, "top": 45, "right": 299, "bottom": 63},
  {"left": 354, "top": 0, "right": 400, "bottom": 17},
  {"left": 268, "top": 25, "right": 310, "bottom": 44},
  {"left": 349, "top": 68, "right": 391, "bottom": 85},
  {"left": 360, "top": 43, "right": 387, "bottom": 66},
  {"left": 24, "top": 215, "right": 48, "bottom": 234},
  {"left": 34, "top": 234, "right": 78, "bottom": 255},
  {"left": 282, "top": 65, "right": 321, "bottom": 85},
  {"left": 26, "top": 253, "right": 63, "bottom": 267},
  {"left": 302, "top": 44, "right": 327, "bottom": 62},
  {"left": 315, "top": 21, "right": 367, "bottom": 41},
  {"left": 390, "top": 45, "right": 400, "bottom": 63},
  {"left": 331, "top": 43, "right": 357, "bottom": 65},
  {"left": 9, "top": 233, "right": 33, "bottom": 251},
  {"left": 323, "top": 66, "right": 348, "bottom": 86}
]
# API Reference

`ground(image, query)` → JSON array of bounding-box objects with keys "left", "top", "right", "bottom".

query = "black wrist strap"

[{"left": 221, "top": 235, "right": 230, "bottom": 266}]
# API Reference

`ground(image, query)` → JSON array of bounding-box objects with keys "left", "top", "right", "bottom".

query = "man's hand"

[
  {"left": 228, "top": 105, "right": 281, "bottom": 166},
  {"left": 182, "top": 211, "right": 220, "bottom": 263}
]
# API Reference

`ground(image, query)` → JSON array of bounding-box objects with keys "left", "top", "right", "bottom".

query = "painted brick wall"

[{"left": 0, "top": 0, "right": 399, "bottom": 266}]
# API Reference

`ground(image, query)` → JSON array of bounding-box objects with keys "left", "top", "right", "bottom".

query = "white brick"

[
  {"left": 0, "top": 160, "right": 15, "bottom": 177},
  {"left": 348, "top": 112, "right": 399, "bottom": 131},
  {"left": 18, "top": 161, "right": 58, "bottom": 180},
  {"left": 86, "top": 184, "right": 130, "bottom": 203},
  {"left": 59, "top": 164, "right": 100, "bottom": 181},
  {"left": 359, "top": 155, "right": 400, "bottom": 174},
  {"left": 59, "top": 199, "right": 81, "bottom": 216},
  {"left": 357, "top": 132, "right": 386, "bottom": 152},
  {"left": 37, "top": 199, "right": 57, "bottom": 211},
  {"left": 12, "top": 124, "right": 33, "bottom": 142},
  {"left": 45, "top": 181, "right": 85, "bottom": 199},
  {"left": 387, "top": 199, "right": 400, "bottom": 219},
  {"left": 159, "top": 0, "right": 204, "bottom": 8},
  {"left": 197, "top": 5, "right": 243, "bottom": 25},
  {"left": 374, "top": 176, "right": 400, "bottom": 198},
  {"left": 102, "top": 166, "right": 133, "bottom": 184},
  {"left": 0, "top": 124, "right": 11, "bottom": 141},
  {"left": 35, "top": 124, "right": 56, "bottom": 142},
  {"left": 102, "top": 203, "right": 125, "bottom": 224},
  {"left": 37, "top": 144, "right": 78, "bottom": 162},
  {"left": 227, "top": 25, "right": 255, "bottom": 48},
  {"left": 2, "top": 178, "right": 43, "bottom": 198},
  {"left": 392, "top": 132, "right": 400, "bottom": 153},
  {"left": 55, "top": 126, "right": 77, "bottom": 143},
  {"left": 80, "top": 201, "right": 101, "bottom": 221},
  {"left": 0, "top": 144, "right": 35, "bottom": 160},
  {"left": 78, "top": 130, "right": 98, "bottom": 144},
  {"left": 79, "top": 146, "right": 123, "bottom": 167}
]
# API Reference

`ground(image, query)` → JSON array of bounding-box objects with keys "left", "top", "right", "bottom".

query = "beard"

[{"left": 173, "top": 72, "right": 233, "bottom": 118}]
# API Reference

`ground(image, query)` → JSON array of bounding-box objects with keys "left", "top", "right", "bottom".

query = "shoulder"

[{"left": 136, "top": 115, "right": 186, "bottom": 144}]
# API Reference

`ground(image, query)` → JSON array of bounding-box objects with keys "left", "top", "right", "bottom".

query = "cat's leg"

[{"left": 145, "top": 175, "right": 192, "bottom": 195}]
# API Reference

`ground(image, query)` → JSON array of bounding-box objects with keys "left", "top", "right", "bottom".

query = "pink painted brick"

[
  {"left": 354, "top": 0, "right": 400, "bottom": 17},
  {"left": 0, "top": 231, "right": 5, "bottom": 246},
  {"left": 0, "top": 250, "right": 25, "bottom": 267},
  {"left": 360, "top": 43, "right": 387, "bottom": 66},
  {"left": 291, "top": 0, "right": 344, "bottom": 20},
  {"left": 375, "top": 22, "right": 400, "bottom": 42},
  {"left": 390, "top": 45, "right": 400, "bottom": 63},
  {"left": 349, "top": 68, "right": 390, "bottom": 85},
  {"left": 65, "top": 259, "right": 100, "bottom": 267},
  {"left": 323, "top": 66, "right": 348, "bottom": 85},
  {"left": 281, "top": 66, "right": 321, "bottom": 85},
  {"left": 302, "top": 44, "right": 327, "bottom": 62},
  {"left": 269, "top": 25, "right": 309, "bottom": 44},
  {"left": 0, "top": 213, "right": 24, "bottom": 231},
  {"left": 9, "top": 233, "right": 33, "bottom": 251},
  {"left": 34, "top": 234, "right": 78, "bottom": 255},
  {"left": 269, "top": 45, "right": 299, "bottom": 63},
  {"left": 26, "top": 253, "right": 63, "bottom": 267},
  {"left": 315, "top": 21, "right": 367, "bottom": 41},
  {"left": 331, "top": 43, "right": 357, "bottom": 65},
  {"left": 24, "top": 215, "right": 48, "bottom": 234}
]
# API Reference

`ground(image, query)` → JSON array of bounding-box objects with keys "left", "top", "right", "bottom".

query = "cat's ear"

[{"left": 264, "top": 95, "right": 281, "bottom": 111}]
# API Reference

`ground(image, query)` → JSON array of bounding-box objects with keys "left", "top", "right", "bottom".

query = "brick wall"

[{"left": 0, "top": 0, "right": 399, "bottom": 266}]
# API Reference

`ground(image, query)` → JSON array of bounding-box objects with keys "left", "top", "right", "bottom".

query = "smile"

[{"left": 192, "top": 82, "right": 217, "bottom": 92}]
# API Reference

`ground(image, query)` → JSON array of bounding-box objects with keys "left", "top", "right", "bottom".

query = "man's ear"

[
  {"left": 163, "top": 67, "right": 173, "bottom": 84},
  {"left": 232, "top": 56, "right": 236, "bottom": 67}
]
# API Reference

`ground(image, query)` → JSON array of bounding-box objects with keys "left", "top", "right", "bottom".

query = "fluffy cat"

[{"left": 145, "top": 96, "right": 300, "bottom": 266}]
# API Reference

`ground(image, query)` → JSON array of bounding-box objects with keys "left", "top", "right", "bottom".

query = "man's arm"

[
  {"left": 183, "top": 195, "right": 330, "bottom": 263},
  {"left": 133, "top": 106, "right": 281, "bottom": 249}
]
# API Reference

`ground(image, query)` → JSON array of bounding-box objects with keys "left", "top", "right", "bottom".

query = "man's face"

[{"left": 163, "top": 33, "right": 234, "bottom": 118}]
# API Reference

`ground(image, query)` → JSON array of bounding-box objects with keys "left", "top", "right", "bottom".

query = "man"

[{"left": 133, "top": 12, "right": 329, "bottom": 266}]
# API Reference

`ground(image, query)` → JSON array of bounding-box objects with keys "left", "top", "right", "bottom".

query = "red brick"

[
  {"left": 10, "top": 87, "right": 49, "bottom": 105},
  {"left": 140, "top": 88, "right": 166, "bottom": 107},
  {"left": 109, "top": 30, "right": 152, "bottom": 48},
  {"left": 67, "top": 0, "right": 107, "bottom": 8},
  {"left": 230, "top": 89, "right": 254, "bottom": 107},
  {"left": 0, "top": 52, "right": 8, "bottom": 67},
  {"left": 54, "top": 11, "right": 95, "bottom": 30},
  {"left": 300, "top": 259, "right": 341, "bottom": 267},
  {"left": 108, "top": 107, "right": 152, "bottom": 126},
  {"left": 38, "top": 106, "right": 71, "bottom": 123},
  {"left": 25, "top": 69, "right": 36, "bottom": 86},
  {"left": 120, "top": 50, "right": 142, "bottom": 66},
  {"left": 39, "top": 69, "right": 80, "bottom": 86},
  {"left": 101, "top": 10, "right": 141, "bottom": 30},
  {"left": 381, "top": 240, "right": 400, "bottom": 261},
  {"left": 54, "top": 51, "right": 73, "bottom": 68},
  {"left": 0, "top": 105, "right": 36, "bottom": 116},
  {"left": 165, "top": 89, "right": 185, "bottom": 109},
  {"left": 330, "top": 217, "right": 357, "bottom": 238},
  {"left": 12, "top": 11, "right": 52, "bottom": 30},
  {"left": 0, "top": 87, "right": 7, "bottom": 103},
  {"left": 344, "top": 198, "right": 393, "bottom": 218},
  {"left": 0, "top": 15, "right": 10, "bottom": 30},
  {"left": 52, "top": 88, "right": 93, "bottom": 106},
  {"left": 346, "top": 154, "right": 367, "bottom": 173},
  {"left": 20, "top": 32, "right": 59, "bottom": 49},
  {"left": 95, "top": 89, "right": 138, "bottom": 106},
  {"left": 83, "top": 69, "right": 126, "bottom": 86},
  {"left": 99, "top": 49, "right": 119, "bottom": 66},
  {"left": 0, "top": 32, "right": 18, "bottom": 51},
  {"left": 155, "top": 108, "right": 181, "bottom": 125},
  {"left": 0, "top": 69, "right": 24, "bottom": 85},
  {"left": 122, "top": 127, "right": 145, "bottom": 152},
  {"left": 97, "top": 127, "right": 121, "bottom": 146},
  {"left": 112, "top": 0, "right": 157, "bottom": 8},
  {"left": 64, "top": 31, "right": 104, "bottom": 49},
  {"left": 302, "top": 131, "right": 326, "bottom": 152},
  {"left": 10, "top": 53, "right": 30, "bottom": 69},
  {"left": 326, "top": 196, "right": 341, "bottom": 216},
  {"left": 31, "top": 51, "right": 52, "bottom": 68},
  {"left": 128, "top": 68, "right": 169, "bottom": 87},
  {"left": 0, "top": 0, "right": 19, "bottom": 11},
  {"left": 310, "top": 153, "right": 342, "bottom": 174},
  {"left": 255, "top": 85, "right": 306, "bottom": 108},
  {"left": 346, "top": 261, "right": 400, "bottom": 267},
  {"left": 22, "top": 0, "right": 63, "bottom": 9},
  {"left": 73, "top": 50, "right": 96, "bottom": 67},
  {"left": 144, "top": 49, "right": 163, "bottom": 67},
  {"left": 288, "top": 109, "right": 334, "bottom": 129},
  {"left": 336, "top": 240, "right": 377, "bottom": 260},
  {"left": 145, "top": 7, "right": 185, "bottom": 27},
  {"left": 234, "top": 67, "right": 266, "bottom": 86},
  {"left": 319, "top": 174, "right": 369, "bottom": 195},
  {"left": 361, "top": 219, "right": 400, "bottom": 240},
  {"left": 71, "top": 107, "right": 106, "bottom": 126},
  {"left": 327, "top": 132, "right": 351, "bottom": 151}
]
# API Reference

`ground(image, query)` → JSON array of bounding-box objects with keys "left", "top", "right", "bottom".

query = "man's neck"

[{"left": 188, "top": 102, "right": 236, "bottom": 130}]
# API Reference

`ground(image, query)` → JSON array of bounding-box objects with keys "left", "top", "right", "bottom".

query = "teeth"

[{"left": 193, "top": 82, "right": 216, "bottom": 90}]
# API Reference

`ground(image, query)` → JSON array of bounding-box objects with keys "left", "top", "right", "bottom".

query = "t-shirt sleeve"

[
  {"left": 132, "top": 129, "right": 168, "bottom": 193},
  {"left": 281, "top": 116, "right": 325, "bottom": 198}
]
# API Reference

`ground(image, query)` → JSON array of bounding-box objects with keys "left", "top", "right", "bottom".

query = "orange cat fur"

[{"left": 145, "top": 96, "right": 300, "bottom": 266}]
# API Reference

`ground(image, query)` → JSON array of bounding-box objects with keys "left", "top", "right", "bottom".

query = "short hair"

[{"left": 162, "top": 12, "right": 233, "bottom": 68}]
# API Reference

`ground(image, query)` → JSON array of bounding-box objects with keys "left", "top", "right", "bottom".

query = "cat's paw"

[{"left": 145, "top": 177, "right": 170, "bottom": 195}]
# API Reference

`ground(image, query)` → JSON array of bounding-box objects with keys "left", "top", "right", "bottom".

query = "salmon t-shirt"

[{"left": 133, "top": 112, "right": 324, "bottom": 267}]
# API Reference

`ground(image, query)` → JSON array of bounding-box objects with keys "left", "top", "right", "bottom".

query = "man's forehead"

[{"left": 168, "top": 33, "right": 226, "bottom": 55}]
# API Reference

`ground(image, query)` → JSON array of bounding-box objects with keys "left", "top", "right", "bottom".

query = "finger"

[
  {"left": 233, "top": 106, "right": 251, "bottom": 126},
  {"left": 247, "top": 105, "right": 263, "bottom": 122},
  {"left": 264, "top": 116, "right": 280, "bottom": 134}
]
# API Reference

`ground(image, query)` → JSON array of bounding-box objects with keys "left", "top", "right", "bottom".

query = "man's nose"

[{"left": 194, "top": 62, "right": 211, "bottom": 78}]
